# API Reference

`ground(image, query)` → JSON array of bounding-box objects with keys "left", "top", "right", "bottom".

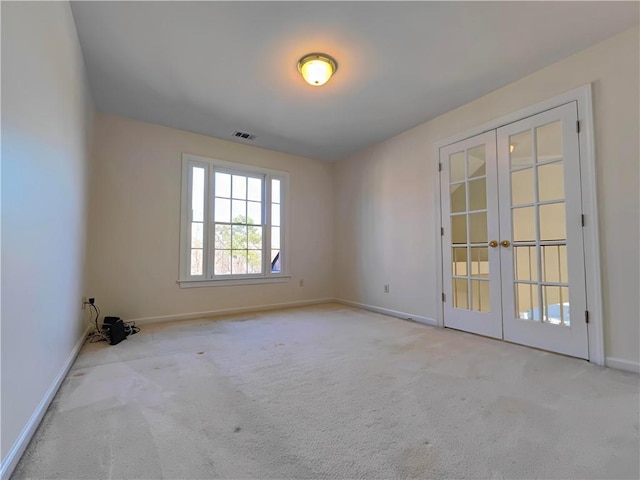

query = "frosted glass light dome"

[{"left": 298, "top": 54, "right": 337, "bottom": 87}]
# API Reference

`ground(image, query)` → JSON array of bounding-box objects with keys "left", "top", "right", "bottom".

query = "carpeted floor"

[{"left": 12, "top": 304, "right": 640, "bottom": 479}]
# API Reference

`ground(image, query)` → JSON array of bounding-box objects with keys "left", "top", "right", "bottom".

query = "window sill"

[{"left": 177, "top": 276, "right": 290, "bottom": 288}]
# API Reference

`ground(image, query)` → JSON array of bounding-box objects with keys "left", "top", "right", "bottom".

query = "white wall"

[
  {"left": 334, "top": 27, "right": 639, "bottom": 366},
  {"left": 1, "top": 1, "right": 95, "bottom": 474},
  {"left": 85, "top": 114, "right": 334, "bottom": 321}
]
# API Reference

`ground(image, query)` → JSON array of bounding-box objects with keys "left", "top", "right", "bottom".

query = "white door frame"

[{"left": 433, "top": 84, "right": 604, "bottom": 365}]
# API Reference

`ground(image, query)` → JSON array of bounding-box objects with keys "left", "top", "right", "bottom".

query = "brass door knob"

[
  {"left": 489, "top": 240, "right": 498, "bottom": 248},
  {"left": 501, "top": 240, "right": 511, "bottom": 247}
]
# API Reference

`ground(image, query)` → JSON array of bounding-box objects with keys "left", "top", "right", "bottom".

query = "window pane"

[
  {"left": 450, "top": 183, "right": 466, "bottom": 213},
  {"left": 453, "top": 278, "right": 468, "bottom": 309},
  {"left": 471, "top": 280, "right": 490, "bottom": 313},
  {"left": 511, "top": 168, "right": 534, "bottom": 206},
  {"left": 231, "top": 250, "right": 247, "bottom": 274},
  {"left": 215, "top": 224, "right": 231, "bottom": 249},
  {"left": 231, "top": 225, "right": 247, "bottom": 249},
  {"left": 248, "top": 250, "right": 262, "bottom": 274},
  {"left": 271, "top": 203, "right": 281, "bottom": 226},
  {"left": 271, "top": 250, "right": 281, "bottom": 273},
  {"left": 513, "top": 207, "right": 536, "bottom": 242},
  {"left": 468, "top": 178, "right": 486, "bottom": 211},
  {"left": 536, "top": 121, "right": 562, "bottom": 160},
  {"left": 192, "top": 167, "right": 205, "bottom": 222},
  {"left": 542, "top": 245, "right": 568, "bottom": 283},
  {"left": 538, "top": 162, "right": 564, "bottom": 202},
  {"left": 514, "top": 246, "right": 538, "bottom": 281},
  {"left": 214, "top": 250, "right": 231, "bottom": 275},
  {"left": 452, "top": 247, "right": 467, "bottom": 276},
  {"left": 215, "top": 198, "right": 231, "bottom": 223},
  {"left": 516, "top": 283, "right": 540, "bottom": 321},
  {"left": 247, "top": 177, "right": 262, "bottom": 201},
  {"left": 272, "top": 179, "right": 281, "bottom": 204},
  {"left": 543, "top": 285, "right": 569, "bottom": 326},
  {"left": 449, "top": 151, "right": 465, "bottom": 183},
  {"left": 470, "top": 247, "right": 489, "bottom": 278},
  {"left": 469, "top": 212, "right": 487, "bottom": 243},
  {"left": 451, "top": 215, "right": 467, "bottom": 244},
  {"left": 191, "top": 222, "right": 203, "bottom": 248},
  {"left": 232, "top": 175, "right": 247, "bottom": 200},
  {"left": 468, "top": 145, "right": 486, "bottom": 178},
  {"left": 232, "top": 200, "right": 246, "bottom": 222},
  {"left": 539, "top": 203, "right": 566, "bottom": 241},
  {"left": 190, "top": 249, "right": 203, "bottom": 276},
  {"left": 215, "top": 172, "right": 231, "bottom": 198},
  {"left": 272, "top": 226, "right": 280, "bottom": 249},
  {"left": 510, "top": 130, "right": 533, "bottom": 167},
  {"left": 247, "top": 201, "right": 262, "bottom": 225},
  {"left": 248, "top": 226, "right": 263, "bottom": 249}
]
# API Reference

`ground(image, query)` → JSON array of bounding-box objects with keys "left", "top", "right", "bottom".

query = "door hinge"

[
  {"left": 585, "top": 310, "right": 589, "bottom": 324},
  {"left": 581, "top": 214, "right": 585, "bottom": 227},
  {"left": 441, "top": 227, "right": 444, "bottom": 236},
  {"left": 442, "top": 293, "right": 446, "bottom": 302},
  {"left": 576, "top": 121, "right": 580, "bottom": 134},
  {"left": 438, "top": 162, "right": 442, "bottom": 172}
]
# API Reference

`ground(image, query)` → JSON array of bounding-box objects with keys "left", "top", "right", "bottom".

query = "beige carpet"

[{"left": 12, "top": 304, "right": 640, "bottom": 479}]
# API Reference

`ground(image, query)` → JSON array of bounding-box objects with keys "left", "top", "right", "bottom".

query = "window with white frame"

[{"left": 180, "top": 154, "right": 288, "bottom": 286}]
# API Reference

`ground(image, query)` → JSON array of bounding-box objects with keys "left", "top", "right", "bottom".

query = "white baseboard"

[
  {"left": 606, "top": 357, "right": 640, "bottom": 374},
  {"left": 130, "top": 298, "right": 336, "bottom": 325},
  {"left": 1, "top": 324, "right": 91, "bottom": 480},
  {"left": 335, "top": 298, "right": 437, "bottom": 327}
]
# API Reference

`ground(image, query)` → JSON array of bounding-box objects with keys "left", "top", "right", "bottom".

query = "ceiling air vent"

[{"left": 232, "top": 130, "right": 256, "bottom": 141}]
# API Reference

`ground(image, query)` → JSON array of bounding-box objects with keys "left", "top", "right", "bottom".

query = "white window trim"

[{"left": 179, "top": 153, "right": 290, "bottom": 287}]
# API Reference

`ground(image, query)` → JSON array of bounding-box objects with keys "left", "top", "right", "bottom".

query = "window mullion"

[
  {"left": 206, "top": 166, "right": 215, "bottom": 279},
  {"left": 264, "top": 174, "right": 272, "bottom": 277},
  {"left": 185, "top": 163, "right": 194, "bottom": 280},
  {"left": 279, "top": 178, "right": 284, "bottom": 275}
]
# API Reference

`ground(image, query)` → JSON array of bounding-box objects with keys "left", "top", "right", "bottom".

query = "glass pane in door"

[
  {"left": 542, "top": 245, "right": 567, "bottom": 283},
  {"left": 510, "top": 130, "right": 533, "bottom": 167},
  {"left": 451, "top": 183, "right": 466, "bottom": 213},
  {"left": 471, "top": 280, "right": 490, "bottom": 312},
  {"left": 468, "top": 145, "right": 486, "bottom": 177},
  {"left": 453, "top": 278, "right": 469, "bottom": 309},
  {"left": 511, "top": 168, "right": 534, "bottom": 205},
  {"left": 543, "top": 286, "right": 570, "bottom": 326},
  {"left": 468, "top": 178, "right": 487, "bottom": 210},
  {"left": 514, "top": 246, "right": 537, "bottom": 281},
  {"left": 452, "top": 247, "right": 468, "bottom": 276},
  {"left": 470, "top": 247, "right": 489, "bottom": 277},
  {"left": 538, "top": 162, "right": 564, "bottom": 201},
  {"left": 450, "top": 152, "right": 465, "bottom": 182},
  {"left": 516, "top": 283, "right": 540, "bottom": 320},
  {"left": 509, "top": 121, "right": 570, "bottom": 326}
]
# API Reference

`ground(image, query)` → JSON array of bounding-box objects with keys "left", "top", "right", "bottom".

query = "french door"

[
  {"left": 441, "top": 103, "right": 589, "bottom": 359},
  {"left": 441, "top": 131, "right": 503, "bottom": 339}
]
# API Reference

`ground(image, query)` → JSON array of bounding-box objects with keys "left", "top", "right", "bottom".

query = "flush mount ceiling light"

[{"left": 297, "top": 53, "right": 337, "bottom": 87}]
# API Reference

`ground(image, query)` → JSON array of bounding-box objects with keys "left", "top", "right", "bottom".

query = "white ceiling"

[{"left": 70, "top": 1, "right": 639, "bottom": 161}]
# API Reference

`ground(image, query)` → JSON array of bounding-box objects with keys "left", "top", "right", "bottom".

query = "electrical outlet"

[
  {"left": 384, "top": 284, "right": 390, "bottom": 293},
  {"left": 299, "top": 279, "right": 304, "bottom": 287},
  {"left": 82, "top": 296, "right": 87, "bottom": 310}
]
